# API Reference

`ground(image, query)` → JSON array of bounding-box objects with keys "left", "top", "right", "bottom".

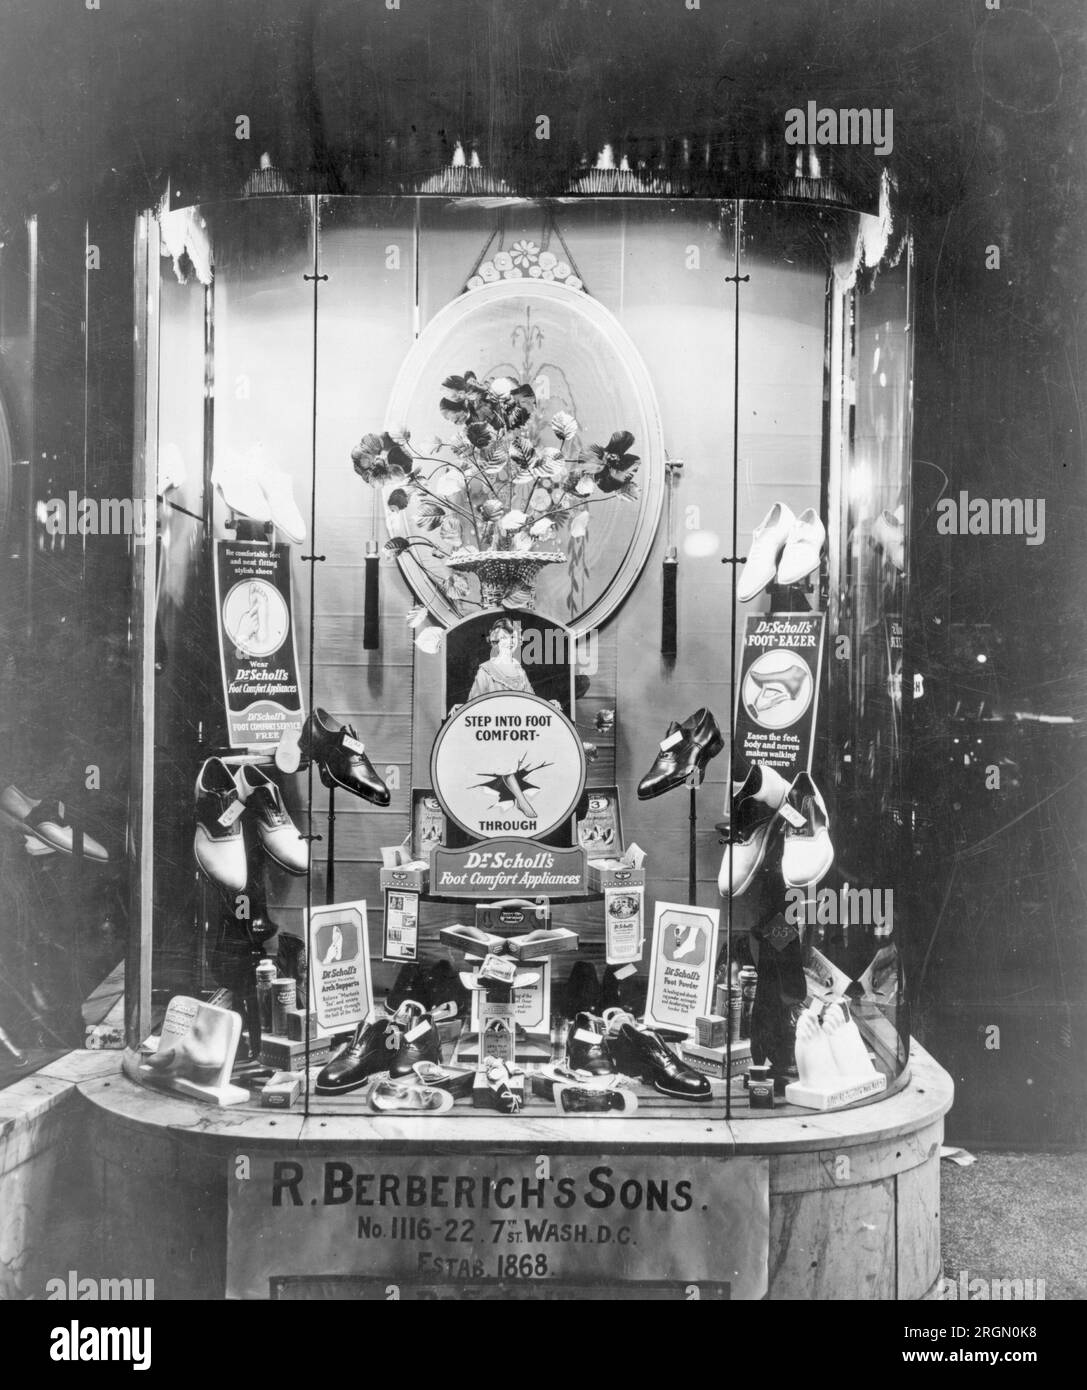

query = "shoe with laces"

[
  {"left": 234, "top": 764, "right": 307, "bottom": 875},
  {"left": 737, "top": 502, "right": 796, "bottom": 602},
  {"left": 605, "top": 1011, "right": 713, "bottom": 1102},
  {"left": 780, "top": 772, "right": 834, "bottom": 887},
  {"left": 718, "top": 763, "right": 791, "bottom": 898},
  {"left": 387, "top": 1000, "right": 443, "bottom": 1078},
  {"left": 301, "top": 707, "right": 390, "bottom": 806},
  {"left": 566, "top": 1012, "right": 615, "bottom": 1076},
  {"left": 315, "top": 1012, "right": 399, "bottom": 1095},
  {"left": 193, "top": 758, "right": 248, "bottom": 894},
  {"left": 776, "top": 507, "right": 826, "bottom": 587}
]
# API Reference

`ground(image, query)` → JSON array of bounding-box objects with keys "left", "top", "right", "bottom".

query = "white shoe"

[
  {"left": 234, "top": 764, "right": 308, "bottom": 875},
  {"left": 776, "top": 507, "right": 826, "bottom": 586},
  {"left": 259, "top": 468, "right": 306, "bottom": 544},
  {"left": 717, "top": 763, "right": 791, "bottom": 897},
  {"left": 780, "top": 772, "right": 834, "bottom": 888},
  {"left": 872, "top": 509, "right": 905, "bottom": 572},
  {"left": 212, "top": 453, "right": 272, "bottom": 524},
  {"left": 737, "top": 503, "right": 795, "bottom": 602},
  {"left": 0, "top": 785, "right": 110, "bottom": 862}
]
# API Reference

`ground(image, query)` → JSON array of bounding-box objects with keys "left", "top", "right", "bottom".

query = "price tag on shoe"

[
  {"left": 779, "top": 802, "right": 806, "bottom": 829},
  {"left": 217, "top": 800, "right": 245, "bottom": 828},
  {"left": 342, "top": 734, "right": 366, "bottom": 755}
]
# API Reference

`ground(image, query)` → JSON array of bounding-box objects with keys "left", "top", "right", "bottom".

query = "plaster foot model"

[
  {"left": 823, "top": 1001, "right": 877, "bottom": 1077},
  {"left": 793, "top": 1004, "right": 838, "bottom": 1090}
]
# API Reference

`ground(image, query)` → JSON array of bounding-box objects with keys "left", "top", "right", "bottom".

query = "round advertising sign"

[
  {"left": 431, "top": 692, "right": 587, "bottom": 840},
  {"left": 740, "top": 648, "right": 815, "bottom": 731}
]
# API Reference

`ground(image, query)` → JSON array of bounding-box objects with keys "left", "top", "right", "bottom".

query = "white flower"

[
  {"left": 499, "top": 509, "right": 528, "bottom": 532},
  {"left": 430, "top": 467, "right": 466, "bottom": 498},
  {"left": 510, "top": 239, "right": 540, "bottom": 268},
  {"left": 541, "top": 269, "right": 555, "bottom": 281},
  {"left": 550, "top": 410, "right": 578, "bottom": 441},
  {"left": 489, "top": 376, "right": 517, "bottom": 397},
  {"left": 415, "top": 626, "right": 445, "bottom": 655},
  {"left": 512, "top": 530, "right": 534, "bottom": 552},
  {"left": 570, "top": 509, "right": 590, "bottom": 538},
  {"left": 480, "top": 261, "right": 499, "bottom": 282},
  {"left": 528, "top": 487, "right": 552, "bottom": 512},
  {"left": 538, "top": 250, "right": 557, "bottom": 271},
  {"left": 493, "top": 250, "right": 513, "bottom": 272},
  {"left": 530, "top": 517, "right": 556, "bottom": 539},
  {"left": 503, "top": 267, "right": 524, "bottom": 279},
  {"left": 574, "top": 476, "right": 594, "bottom": 496},
  {"left": 565, "top": 275, "right": 583, "bottom": 291},
  {"left": 467, "top": 275, "right": 484, "bottom": 290},
  {"left": 528, "top": 265, "right": 542, "bottom": 277},
  {"left": 554, "top": 261, "right": 571, "bottom": 279}
]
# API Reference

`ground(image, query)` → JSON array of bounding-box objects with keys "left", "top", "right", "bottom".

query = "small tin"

[{"left": 748, "top": 1063, "right": 775, "bottom": 1109}]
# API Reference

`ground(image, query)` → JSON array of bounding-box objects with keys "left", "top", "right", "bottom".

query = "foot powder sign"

[{"left": 645, "top": 903, "right": 720, "bottom": 1036}]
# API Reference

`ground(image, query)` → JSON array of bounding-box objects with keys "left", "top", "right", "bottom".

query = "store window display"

[{"left": 125, "top": 193, "right": 911, "bottom": 1123}]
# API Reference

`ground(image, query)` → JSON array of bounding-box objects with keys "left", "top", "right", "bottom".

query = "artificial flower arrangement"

[{"left": 351, "top": 370, "right": 640, "bottom": 616}]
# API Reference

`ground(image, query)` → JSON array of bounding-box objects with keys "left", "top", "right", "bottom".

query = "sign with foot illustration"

[
  {"left": 431, "top": 691, "right": 586, "bottom": 840},
  {"left": 644, "top": 903, "right": 720, "bottom": 1037}
]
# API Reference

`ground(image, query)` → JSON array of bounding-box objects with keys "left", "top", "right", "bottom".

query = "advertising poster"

[
  {"left": 733, "top": 612, "right": 826, "bottom": 782},
  {"left": 213, "top": 539, "right": 304, "bottom": 751},
  {"left": 644, "top": 902, "right": 720, "bottom": 1036},
  {"left": 306, "top": 901, "right": 372, "bottom": 1035},
  {"left": 431, "top": 691, "right": 587, "bottom": 841},
  {"left": 383, "top": 890, "right": 419, "bottom": 963}
]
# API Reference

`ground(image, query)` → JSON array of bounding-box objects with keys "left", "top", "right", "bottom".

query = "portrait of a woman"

[{"left": 468, "top": 617, "right": 535, "bottom": 699}]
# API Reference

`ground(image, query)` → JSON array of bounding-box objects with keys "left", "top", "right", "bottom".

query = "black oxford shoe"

[
  {"left": 387, "top": 1002, "right": 443, "bottom": 1077},
  {"left": 566, "top": 1012, "right": 615, "bottom": 1076},
  {"left": 608, "top": 1019, "right": 713, "bottom": 1102},
  {"left": 301, "top": 707, "right": 391, "bottom": 806},
  {"left": 636, "top": 707, "right": 724, "bottom": 800},
  {"left": 315, "top": 1014, "right": 398, "bottom": 1095}
]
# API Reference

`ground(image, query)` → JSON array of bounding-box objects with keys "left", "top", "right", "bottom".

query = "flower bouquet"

[{"left": 351, "top": 369, "right": 641, "bottom": 614}]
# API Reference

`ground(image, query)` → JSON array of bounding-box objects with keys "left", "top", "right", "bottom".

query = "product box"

[
  {"left": 285, "top": 1007, "right": 319, "bottom": 1041},
  {"left": 411, "top": 788, "right": 445, "bottom": 859},
  {"left": 440, "top": 923, "right": 506, "bottom": 956},
  {"left": 475, "top": 899, "right": 550, "bottom": 937},
  {"left": 472, "top": 1068, "right": 526, "bottom": 1112},
  {"left": 505, "top": 927, "right": 579, "bottom": 961},
  {"left": 259, "top": 1033, "right": 332, "bottom": 1073},
  {"left": 260, "top": 1071, "right": 303, "bottom": 1108},
  {"left": 477, "top": 952, "right": 519, "bottom": 987},
  {"left": 576, "top": 786, "right": 624, "bottom": 855},
  {"left": 696, "top": 1014, "right": 729, "bottom": 1049},
  {"left": 379, "top": 860, "right": 429, "bottom": 893},
  {"left": 588, "top": 858, "right": 647, "bottom": 892},
  {"left": 680, "top": 1036, "right": 751, "bottom": 1080}
]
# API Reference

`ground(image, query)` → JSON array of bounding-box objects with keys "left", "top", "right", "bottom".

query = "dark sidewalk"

[{"left": 940, "top": 1152, "right": 1087, "bottom": 1301}]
